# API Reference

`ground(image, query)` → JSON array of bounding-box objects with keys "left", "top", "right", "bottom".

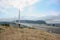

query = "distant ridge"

[{"left": 16, "top": 20, "right": 46, "bottom": 24}]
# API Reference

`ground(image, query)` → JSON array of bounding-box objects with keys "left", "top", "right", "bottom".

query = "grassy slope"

[{"left": 0, "top": 26, "right": 60, "bottom": 40}]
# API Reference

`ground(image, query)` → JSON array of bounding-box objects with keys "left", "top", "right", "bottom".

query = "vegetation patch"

[
  {"left": 28, "top": 27, "right": 36, "bottom": 29},
  {"left": 0, "top": 28, "right": 5, "bottom": 33},
  {"left": 0, "top": 26, "right": 60, "bottom": 40}
]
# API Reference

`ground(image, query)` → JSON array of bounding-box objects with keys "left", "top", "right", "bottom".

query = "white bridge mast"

[{"left": 18, "top": 8, "right": 20, "bottom": 27}]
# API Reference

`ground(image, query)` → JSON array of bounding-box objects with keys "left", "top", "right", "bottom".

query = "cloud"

[
  {"left": 21, "top": 13, "right": 46, "bottom": 17},
  {"left": 0, "top": 0, "right": 39, "bottom": 11},
  {"left": 0, "top": 0, "right": 40, "bottom": 19},
  {"left": 40, "top": 10, "right": 60, "bottom": 23},
  {"left": 20, "top": 0, "right": 60, "bottom": 21},
  {"left": 0, "top": 0, "right": 59, "bottom": 21},
  {"left": 47, "top": 11, "right": 59, "bottom": 16},
  {"left": 0, "top": 8, "right": 8, "bottom": 14},
  {"left": 21, "top": 10, "right": 60, "bottom": 20},
  {"left": 20, "top": 12, "right": 47, "bottom": 20}
]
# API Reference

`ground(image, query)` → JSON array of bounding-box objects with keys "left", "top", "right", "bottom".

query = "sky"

[{"left": 0, "top": 0, "right": 60, "bottom": 22}]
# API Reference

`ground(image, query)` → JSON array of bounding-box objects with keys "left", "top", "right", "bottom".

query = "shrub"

[
  {"left": 1, "top": 24, "right": 10, "bottom": 27},
  {"left": 0, "top": 28, "right": 5, "bottom": 33}
]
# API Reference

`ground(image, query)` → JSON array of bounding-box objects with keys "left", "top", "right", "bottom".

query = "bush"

[
  {"left": 28, "top": 27, "right": 36, "bottom": 29},
  {"left": 0, "top": 28, "right": 5, "bottom": 33},
  {"left": 1, "top": 24, "right": 10, "bottom": 27}
]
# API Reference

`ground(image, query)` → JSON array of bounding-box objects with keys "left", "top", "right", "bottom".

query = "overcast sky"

[{"left": 0, "top": 0, "right": 60, "bottom": 22}]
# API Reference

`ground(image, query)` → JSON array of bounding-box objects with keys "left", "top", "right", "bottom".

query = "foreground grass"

[{"left": 0, "top": 26, "right": 60, "bottom": 40}]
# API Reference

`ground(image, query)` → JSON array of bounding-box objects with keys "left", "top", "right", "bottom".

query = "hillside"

[
  {"left": 16, "top": 20, "right": 46, "bottom": 24},
  {"left": 0, "top": 26, "right": 60, "bottom": 40}
]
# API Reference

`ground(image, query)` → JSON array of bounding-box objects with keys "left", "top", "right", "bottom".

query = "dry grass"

[{"left": 0, "top": 26, "right": 60, "bottom": 40}]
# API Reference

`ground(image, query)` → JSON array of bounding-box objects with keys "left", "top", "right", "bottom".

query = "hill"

[
  {"left": 0, "top": 26, "right": 60, "bottom": 40},
  {"left": 16, "top": 20, "right": 46, "bottom": 24}
]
